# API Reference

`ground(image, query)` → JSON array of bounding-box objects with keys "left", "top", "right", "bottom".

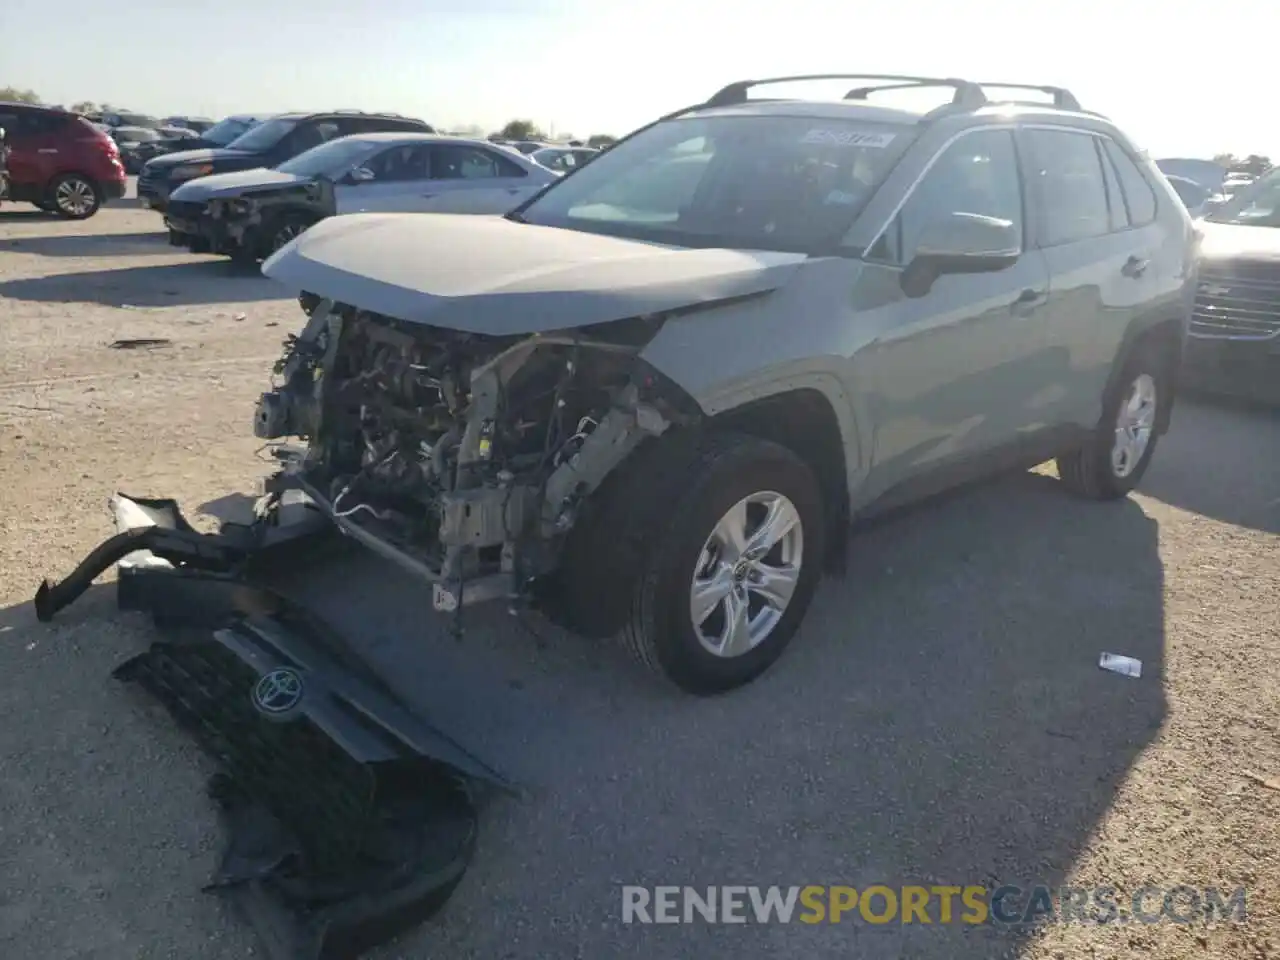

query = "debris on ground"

[
  {"left": 1242, "top": 771, "right": 1280, "bottom": 791},
  {"left": 109, "top": 338, "right": 173, "bottom": 350},
  {"left": 1098, "top": 652, "right": 1143, "bottom": 678}
]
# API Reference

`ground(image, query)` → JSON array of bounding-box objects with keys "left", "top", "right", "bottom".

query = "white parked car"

[{"left": 163, "top": 133, "right": 558, "bottom": 261}]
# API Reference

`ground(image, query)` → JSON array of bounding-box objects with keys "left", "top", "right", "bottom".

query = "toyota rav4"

[{"left": 42, "top": 74, "right": 1196, "bottom": 696}]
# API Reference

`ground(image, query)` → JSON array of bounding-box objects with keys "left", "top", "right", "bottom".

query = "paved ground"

[{"left": 1, "top": 191, "right": 1278, "bottom": 960}]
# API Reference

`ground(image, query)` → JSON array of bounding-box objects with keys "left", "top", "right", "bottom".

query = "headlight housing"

[{"left": 171, "top": 163, "right": 214, "bottom": 182}]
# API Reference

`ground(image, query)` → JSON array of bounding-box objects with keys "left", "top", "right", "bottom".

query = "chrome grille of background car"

[
  {"left": 1191, "top": 262, "right": 1280, "bottom": 340},
  {"left": 136, "top": 171, "right": 157, "bottom": 194}
]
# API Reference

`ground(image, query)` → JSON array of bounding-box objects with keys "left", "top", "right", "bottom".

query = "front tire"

[
  {"left": 49, "top": 174, "right": 101, "bottom": 219},
  {"left": 1056, "top": 351, "right": 1166, "bottom": 500},
  {"left": 622, "top": 433, "right": 825, "bottom": 695}
]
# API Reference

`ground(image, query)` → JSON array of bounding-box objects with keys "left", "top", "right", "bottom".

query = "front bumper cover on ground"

[{"left": 34, "top": 493, "right": 514, "bottom": 960}]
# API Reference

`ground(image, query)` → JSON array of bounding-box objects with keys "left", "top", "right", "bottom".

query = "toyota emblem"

[{"left": 252, "top": 668, "right": 304, "bottom": 715}]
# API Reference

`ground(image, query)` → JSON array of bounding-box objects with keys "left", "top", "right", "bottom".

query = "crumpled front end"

[
  {"left": 251, "top": 295, "right": 697, "bottom": 615},
  {"left": 166, "top": 181, "right": 333, "bottom": 257}
]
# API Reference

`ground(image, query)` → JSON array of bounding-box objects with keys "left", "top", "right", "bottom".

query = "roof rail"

[
  {"left": 706, "top": 74, "right": 1083, "bottom": 114},
  {"left": 971, "top": 82, "right": 1081, "bottom": 111},
  {"left": 706, "top": 74, "right": 987, "bottom": 109}
]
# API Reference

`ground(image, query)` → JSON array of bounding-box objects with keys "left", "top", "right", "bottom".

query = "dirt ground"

[{"left": 1, "top": 193, "right": 1278, "bottom": 960}]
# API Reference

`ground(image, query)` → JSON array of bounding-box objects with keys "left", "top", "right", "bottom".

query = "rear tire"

[
  {"left": 49, "top": 174, "right": 101, "bottom": 219},
  {"left": 1056, "top": 349, "right": 1167, "bottom": 500},
  {"left": 621, "top": 433, "right": 825, "bottom": 695}
]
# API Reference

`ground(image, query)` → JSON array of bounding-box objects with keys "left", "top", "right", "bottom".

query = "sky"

[{"left": 2, "top": 0, "right": 1276, "bottom": 160}]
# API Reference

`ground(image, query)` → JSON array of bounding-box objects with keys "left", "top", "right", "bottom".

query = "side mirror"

[
  {"left": 901, "top": 211, "right": 1021, "bottom": 298},
  {"left": 345, "top": 166, "right": 375, "bottom": 185}
]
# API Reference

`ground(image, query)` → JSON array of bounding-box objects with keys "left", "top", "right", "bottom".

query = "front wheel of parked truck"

[
  {"left": 1056, "top": 349, "right": 1169, "bottom": 500},
  {"left": 621, "top": 433, "right": 826, "bottom": 695}
]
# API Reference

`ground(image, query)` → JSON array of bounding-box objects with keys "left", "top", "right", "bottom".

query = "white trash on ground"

[{"left": 1099, "top": 652, "right": 1143, "bottom": 678}]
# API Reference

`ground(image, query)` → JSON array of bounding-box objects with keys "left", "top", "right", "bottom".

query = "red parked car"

[{"left": 0, "top": 102, "right": 127, "bottom": 219}]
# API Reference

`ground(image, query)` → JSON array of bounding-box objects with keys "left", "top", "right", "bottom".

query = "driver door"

[
  {"left": 851, "top": 127, "right": 1053, "bottom": 498},
  {"left": 333, "top": 143, "right": 432, "bottom": 214}
]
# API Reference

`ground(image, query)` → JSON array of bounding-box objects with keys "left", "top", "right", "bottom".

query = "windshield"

[
  {"left": 203, "top": 116, "right": 258, "bottom": 146},
  {"left": 276, "top": 138, "right": 374, "bottom": 178},
  {"left": 516, "top": 114, "right": 913, "bottom": 250},
  {"left": 226, "top": 117, "right": 296, "bottom": 152},
  {"left": 1205, "top": 168, "right": 1280, "bottom": 227}
]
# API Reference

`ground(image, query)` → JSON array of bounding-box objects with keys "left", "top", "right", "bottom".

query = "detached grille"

[
  {"left": 1192, "top": 262, "right": 1280, "bottom": 340},
  {"left": 120, "top": 640, "right": 377, "bottom": 877}
]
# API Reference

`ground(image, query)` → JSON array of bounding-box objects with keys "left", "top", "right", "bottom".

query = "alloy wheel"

[
  {"left": 54, "top": 177, "right": 95, "bottom": 217},
  {"left": 689, "top": 491, "right": 804, "bottom": 658},
  {"left": 1111, "top": 373, "right": 1157, "bottom": 478}
]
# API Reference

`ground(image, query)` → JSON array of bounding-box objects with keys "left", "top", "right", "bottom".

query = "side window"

[
  {"left": 0, "top": 112, "right": 20, "bottom": 141},
  {"left": 431, "top": 145, "right": 525, "bottom": 180},
  {"left": 1024, "top": 129, "right": 1111, "bottom": 246},
  {"left": 868, "top": 129, "right": 1023, "bottom": 265},
  {"left": 287, "top": 121, "right": 340, "bottom": 155},
  {"left": 1095, "top": 138, "right": 1129, "bottom": 232},
  {"left": 1101, "top": 139, "right": 1157, "bottom": 226},
  {"left": 365, "top": 144, "right": 430, "bottom": 181}
]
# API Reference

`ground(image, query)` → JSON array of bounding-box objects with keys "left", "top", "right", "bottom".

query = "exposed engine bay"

[{"left": 254, "top": 296, "right": 687, "bottom": 614}]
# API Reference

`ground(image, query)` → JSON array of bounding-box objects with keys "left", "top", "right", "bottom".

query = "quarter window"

[
  {"left": 1024, "top": 129, "right": 1111, "bottom": 246},
  {"left": 869, "top": 129, "right": 1023, "bottom": 265},
  {"left": 1101, "top": 139, "right": 1157, "bottom": 226}
]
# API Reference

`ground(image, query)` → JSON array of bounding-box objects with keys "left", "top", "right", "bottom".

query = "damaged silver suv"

[{"left": 42, "top": 75, "right": 1197, "bottom": 695}]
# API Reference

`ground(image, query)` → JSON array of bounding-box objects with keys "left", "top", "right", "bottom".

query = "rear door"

[
  {"left": 421, "top": 144, "right": 546, "bottom": 213},
  {"left": 1021, "top": 127, "right": 1163, "bottom": 426}
]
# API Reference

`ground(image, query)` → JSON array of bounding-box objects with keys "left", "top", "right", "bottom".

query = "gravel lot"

[{"left": 2, "top": 186, "right": 1278, "bottom": 960}]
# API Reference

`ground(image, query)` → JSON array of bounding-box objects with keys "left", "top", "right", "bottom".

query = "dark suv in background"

[
  {"left": 137, "top": 110, "right": 434, "bottom": 212},
  {"left": 0, "top": 102, "right": 127, "bottom": 218}
]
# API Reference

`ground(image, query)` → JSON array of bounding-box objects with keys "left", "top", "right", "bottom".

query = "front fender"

[{"left": 637, "top": 258, "right": 872, "bottom": 496}]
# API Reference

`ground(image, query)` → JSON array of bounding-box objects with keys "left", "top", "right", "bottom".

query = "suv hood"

[
  {"left": 1198, "top": 217, "right": 1280, "bottom": 261},
  {"left": 262, "top": 213, "right": 807, "bottom": 336},
  {"left": 171, "top": 168, "right": 311, "bottom": 202},
  {"left": 143, "top": 147, "right": 265, "bottom": 175}
]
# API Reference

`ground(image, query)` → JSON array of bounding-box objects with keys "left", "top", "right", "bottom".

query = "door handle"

[
  {"left": 1011, "top": 288, "right": 1047, "bottom": 314},
  {"left": 1121, "top": 255, "right": 1149, "bottom": 278},
  {"left": 420, "top": 192, "right": 437, "bottom": 199}
]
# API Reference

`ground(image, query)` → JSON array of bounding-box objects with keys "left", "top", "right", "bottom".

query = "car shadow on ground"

[
  {"left": 0, "top": 208, "right": 60, "bottom": 222},
  {"left": 6, "top": 470, "right": 1167, "bottom": 960},
  {"left": 0, "top": 231, "right": 170, "bottom": 258},
  {"left": 0, "top": 262, "right": 287, "bottom": 308},
  {"left": 256, "top": 469, "right": 1165, "bottom": 959},
  {"left": 1140, "top": 395, "right": 1280, "bottom": 534}
]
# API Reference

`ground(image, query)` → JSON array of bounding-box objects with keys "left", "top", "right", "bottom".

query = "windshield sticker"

[
  {"left": 823, "top": 189, "right": 861, "bottom": 206},
  {"left": 801, "top": 128, "right": 897, "bottom": 149}
]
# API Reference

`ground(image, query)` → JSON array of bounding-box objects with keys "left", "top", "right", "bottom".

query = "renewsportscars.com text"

[{"left": 622, "top": 885, "right": 1248, "bottom": 926}]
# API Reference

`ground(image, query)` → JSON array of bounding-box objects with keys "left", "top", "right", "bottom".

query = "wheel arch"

[
  {"left": 1107, "top": 316, "right": 1186, "bottom": 435},
  {"left": 704, "top": 385, "right": 853, "bottom": 575}
]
